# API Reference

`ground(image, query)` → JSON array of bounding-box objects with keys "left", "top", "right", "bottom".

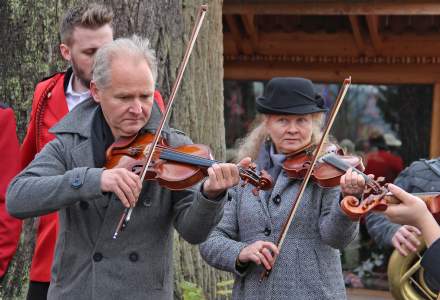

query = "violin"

[
  {"left": 282, "top": 142, "right": 366, "bottom": 188},
  {"left": 105, "top": 131, "right": 273, "bottom": 193},
  {"left": 341, "top": 190, "right": 440, "bottom": 221}
]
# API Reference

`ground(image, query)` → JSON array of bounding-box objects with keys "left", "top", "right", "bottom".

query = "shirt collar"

[{"left": 66, "top": 74, "right": 90, "bottom": 97}]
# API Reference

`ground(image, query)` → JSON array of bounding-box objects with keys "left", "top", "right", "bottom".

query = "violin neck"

[
  {"left": 385, "top": 192, "right": 440, "bottom": 202},
  {"left": 321, "top": 154, "right": 372, "bottom": 183},
  {"left": 159, "top": 149, "right": 217, "bottom": 168}
]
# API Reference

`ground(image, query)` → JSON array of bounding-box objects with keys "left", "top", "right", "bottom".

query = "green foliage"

[
  {"left": 180, "top": 280, "right": 206, "bottom": 300},
  {"left": 216, "top": 279, "right": 234, "bottom": 298}
]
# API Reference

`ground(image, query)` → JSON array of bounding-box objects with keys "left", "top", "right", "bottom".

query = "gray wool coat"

[
  {"left": 199, "top": 146, "right": 358, "bottom": 300},
  {"left": 7, "top": 99, "right": 226, "bottom": 300}
]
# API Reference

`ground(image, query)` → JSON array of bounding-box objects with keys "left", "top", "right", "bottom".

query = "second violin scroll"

[
  {"left": 341, "top": 190, "right": 440, "bottom": 221},
  {"left": 104, "top": 131, "right": 273, "bottom": 193}
]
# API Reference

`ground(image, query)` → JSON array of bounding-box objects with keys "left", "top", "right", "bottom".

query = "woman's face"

[{"left": 265, "top": 114, "right": 314, "bottom": 154}]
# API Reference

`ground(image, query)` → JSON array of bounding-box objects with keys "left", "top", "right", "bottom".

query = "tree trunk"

[{"left": 0, "top": 0, "right": 229, "bottom": 299}]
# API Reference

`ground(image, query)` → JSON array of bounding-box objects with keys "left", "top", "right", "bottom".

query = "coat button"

[
  {"left": 79, "top": 201, "right": 89, "bottom": 210},
  {"left": 264, "top": 228, "right": 271, "bottom": 236},
  {"left": 273, "top": 194, "right": 281, "bottom": 205},
  {"left": 71, "top": 176, "right": 82, "bottom": 189},
  {"left": 93, "top": 252, "right": 103, "bottom": 262},
  {"left": 129, "top": 252, "right": 139, "bottom": 262}
]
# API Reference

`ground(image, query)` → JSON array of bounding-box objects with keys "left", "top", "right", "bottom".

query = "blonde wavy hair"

[{"left": 235, "top": 112, "right": 326, "bottom": 162}]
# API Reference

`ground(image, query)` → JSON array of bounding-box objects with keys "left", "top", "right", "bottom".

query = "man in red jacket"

[
  {"left": 0, "top": 103, "right": 21, "bottom": 282},
  {"left": 3, "top": 4, "right": 163, "bottom": 300}
]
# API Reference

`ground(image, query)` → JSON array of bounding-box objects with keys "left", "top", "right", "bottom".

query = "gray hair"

[{"left": 92, "top": 35, "right": 158, "bottom": 88}]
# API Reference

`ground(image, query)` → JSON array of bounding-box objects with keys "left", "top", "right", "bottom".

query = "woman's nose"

[{"left": 286, "top": 122, "right": 298, "bottom": 134}]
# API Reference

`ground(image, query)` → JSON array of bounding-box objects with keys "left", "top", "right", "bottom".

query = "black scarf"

[{"left": 91, "top": 107, "right": 115, "bottom": 168}]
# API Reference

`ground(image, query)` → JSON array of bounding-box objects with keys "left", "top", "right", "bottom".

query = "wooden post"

[{"left": 430, "top": 83, "right": 440, "bottom": 158}]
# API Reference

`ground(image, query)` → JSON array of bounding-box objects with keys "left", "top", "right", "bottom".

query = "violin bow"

[
  {"left": 260, "top": 77, "right": 351, "bottom": 280},
  {"left": 113, "top": 5, "right": 208, "bottom": 239}
]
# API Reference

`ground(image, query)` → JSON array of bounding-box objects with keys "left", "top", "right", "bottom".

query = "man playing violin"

[
  {"left": 7, "top": 35, "right": 249, "bottom": 300},
  {"left": 199, "top": 77, "right": 368, "bottom": 300}
]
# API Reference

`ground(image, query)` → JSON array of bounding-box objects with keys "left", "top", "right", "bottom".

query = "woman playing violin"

[{"left": 200, "top": 77, "right": 366, "bottom": 300}]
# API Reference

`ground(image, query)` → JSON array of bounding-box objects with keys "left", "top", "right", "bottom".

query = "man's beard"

[{"left": 71, "top": 57, "right": 91, "bottom": 89}]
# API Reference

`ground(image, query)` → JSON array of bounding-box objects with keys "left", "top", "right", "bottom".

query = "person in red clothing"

[
  {"left": 4, "top": 4, "right": 164, "bottom": 299},
  {"left": 364, "top": 133, "right": 404, "bottom": 183},
  {"left": 12, "top": 5, "right": 114, "bottom": 300},
  {"left": 0, "top": 103, "right": 21, "bottom": 282}
]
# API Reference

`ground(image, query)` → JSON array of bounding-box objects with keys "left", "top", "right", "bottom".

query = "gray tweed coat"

[
  {"left": 7, "top": 100, "right": 225, "bottom": 300},
  {"left": 199, "top": 145, "right": 358, "bottom": 300}
]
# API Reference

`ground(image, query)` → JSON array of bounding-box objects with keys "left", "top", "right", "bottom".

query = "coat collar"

[{"left": 49, "top": 97, "right": 169, "bottom": 138}]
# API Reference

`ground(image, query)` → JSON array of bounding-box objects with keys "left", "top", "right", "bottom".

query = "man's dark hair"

[
  {"left": 60, "top": 3, "right": 113, "bottom": 45},
  {"left": 369, "top": 134, "right": 388, "bottom": 151}
]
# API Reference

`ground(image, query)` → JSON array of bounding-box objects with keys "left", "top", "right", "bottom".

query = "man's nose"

[{"left": 129, "top": 99, "right": 143, "bottom": 114}]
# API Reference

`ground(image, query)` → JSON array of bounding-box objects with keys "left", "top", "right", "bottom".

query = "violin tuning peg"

[
  {"left": 252, "top": 187, "right": 259, "bottom": 196},
  {"left": 376, "top": 177, "right": 385, "bottom": 184}
]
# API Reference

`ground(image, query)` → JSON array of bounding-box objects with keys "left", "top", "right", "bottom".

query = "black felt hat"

[{"left": 256, "top": 77, "right": 328, "bottom": 115}]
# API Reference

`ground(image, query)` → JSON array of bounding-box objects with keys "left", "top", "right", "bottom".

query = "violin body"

[
  {"left": 105, "top": 132, "right": 216, "bottom": 190},
  {"left": 282, "top": 143, "right": 364, "bottom": 188},
  {"left": 313, "top": 155, "right": 364, "bottom": 188}
]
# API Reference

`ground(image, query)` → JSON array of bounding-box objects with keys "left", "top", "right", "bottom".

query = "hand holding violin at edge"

[
  {"left": 202, "top": 157, "right": 252, "bottom": 200},
  {"left": 383, "top": 184, "right": 440, "bottom": 248}
]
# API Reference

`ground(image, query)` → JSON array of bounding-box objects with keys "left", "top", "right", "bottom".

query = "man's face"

[
  {"left": 61, "top": 24, "right": 113, "bottom": 88},
  {"left": 91, "top": 54, "right": 155, "bottom": 139}
]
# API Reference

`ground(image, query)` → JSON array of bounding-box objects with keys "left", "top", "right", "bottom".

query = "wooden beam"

[
  {"left": 241, "top": 14, "right": 259, "bottom": 52},
  {"left": 224, "top": 60, "right": 440, "bottom": 84},
  {"left": 223, "top": 2, "right": 440, "bottom": 16},
  {"left": 224, "top": 32, "right": 362, "bottom": 56},
  {"left": 366, "top": 15, "right": 383, "bottom": 53},
  {"left": 224, "top": 15, "right": 253, "bottom": 55},
  {"left": 430, "top": 83, "right": 440, "bottom": 158},
  {"left": 348, "top": 15, "right": 368, "bottom": 56},
  {"left": 225, "top": 31, "right": 440, "bottom": 57}
]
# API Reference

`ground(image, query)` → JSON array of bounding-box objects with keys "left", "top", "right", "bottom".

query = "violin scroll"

[
  {"left": 340, "top": 193, "right": 388, "bottom": 221},
  {"left": 239, "top": 163, "right": 273, "bottom": 196},
  {"left": 340, "top": 188, "right": 440, "bottom": 220}
]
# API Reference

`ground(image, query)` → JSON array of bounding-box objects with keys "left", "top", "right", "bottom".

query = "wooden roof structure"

[{"left": 222, "top": 0, "right": 440, "bottom": 157}]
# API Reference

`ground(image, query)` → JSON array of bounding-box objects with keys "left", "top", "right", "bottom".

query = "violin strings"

[{"left": 153, "top": 146, "right": 261, "bottom": 181}]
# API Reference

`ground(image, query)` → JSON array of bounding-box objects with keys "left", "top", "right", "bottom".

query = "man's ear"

[
  {"left": 59, "top": 43, "right": 71, "bottom": 61},
  {"left": 90, "top": 81, "right": 101, "bottom": 104}
]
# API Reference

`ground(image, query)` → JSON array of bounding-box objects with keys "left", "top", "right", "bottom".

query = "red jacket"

[
  {"left": 364, "top": 150, "right": 404, "bottom": 183},
  {"left": 0, "top": 105, "right": 21, "bottom": 278},
  {"left": 15, "top": 71, "right": 166, "bottom": 282}
]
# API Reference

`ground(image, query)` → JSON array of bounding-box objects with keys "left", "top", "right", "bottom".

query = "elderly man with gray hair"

[{"left": 7, "top": 35, "right": 249, "bottom": 299}]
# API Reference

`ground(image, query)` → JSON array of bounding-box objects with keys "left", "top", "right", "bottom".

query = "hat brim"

[{"left": 256, "top": 97, "right": 328, "bottom": 115}]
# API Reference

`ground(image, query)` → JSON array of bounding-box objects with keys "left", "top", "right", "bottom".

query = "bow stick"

[{"left": 113, "top": 5, "right": 208, "bottom": 239}]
